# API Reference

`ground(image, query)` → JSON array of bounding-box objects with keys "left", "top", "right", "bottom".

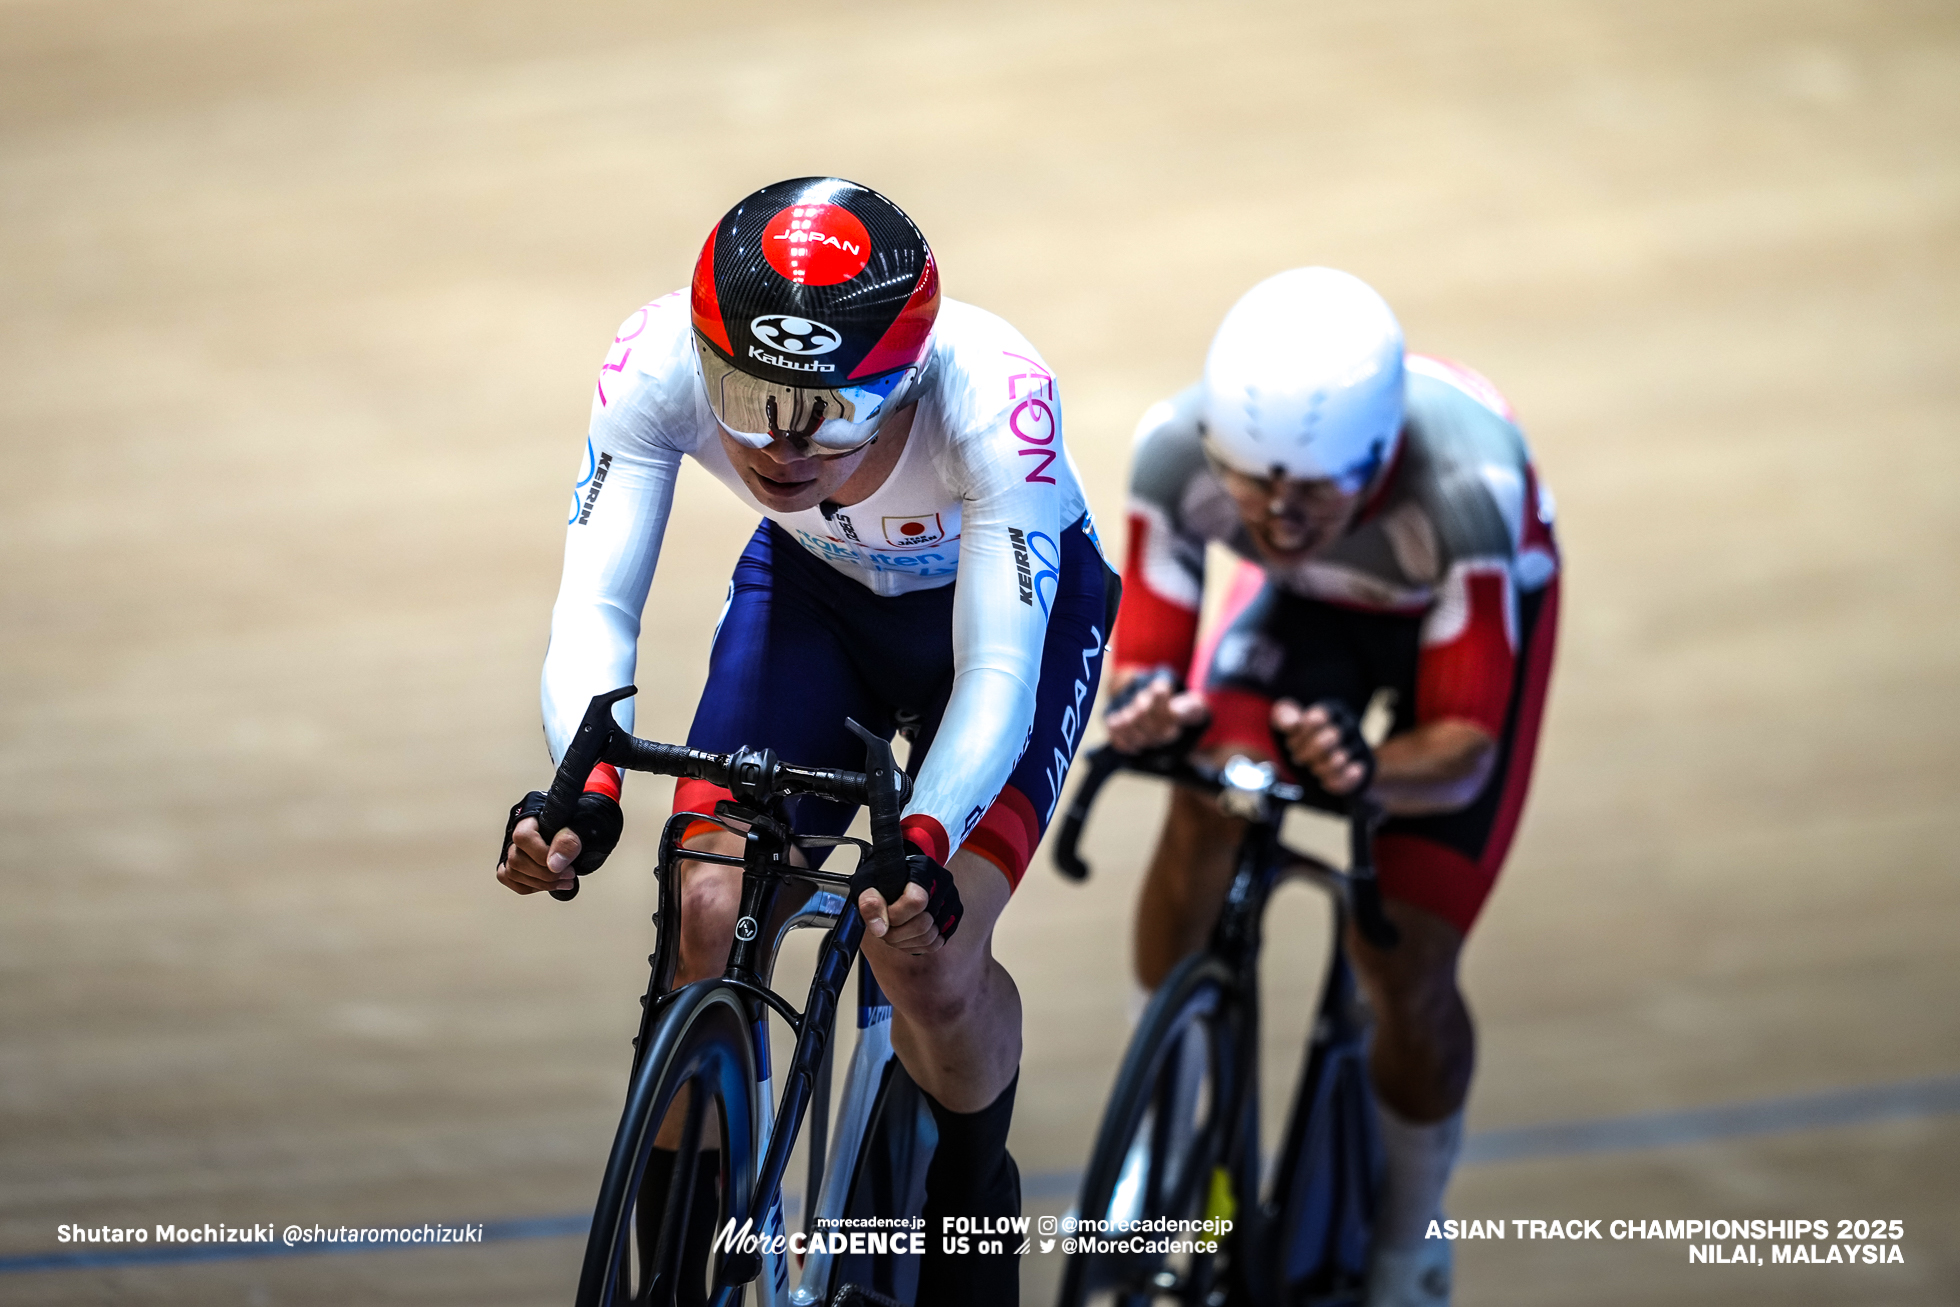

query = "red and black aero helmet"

[{"left": 691, "top": 177, "right": 940, "bottom": 453}]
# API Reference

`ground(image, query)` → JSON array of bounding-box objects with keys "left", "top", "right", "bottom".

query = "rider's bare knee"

[
  {"left": 676, "top": 856, "right": 740, "bottom": 980},
  {"left": 1350, "top": 902, "right": 1463, "bottom": 1027},
  {"left": 901, "top": 980, "right": 976, "bottom": 1031},
  {"left": 873, "top": 949, "right": 979, "bottom": 1027},
  {"left": 1160, "top": 787, "right": 1244, "bottom": 884},
  {"left": 1166, "top": 780, "right": 1239, "bottom": 833}
]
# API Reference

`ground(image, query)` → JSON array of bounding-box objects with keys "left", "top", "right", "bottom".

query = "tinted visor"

[{"left": 696, "top": 336, "right": 917, "bottom": 455}]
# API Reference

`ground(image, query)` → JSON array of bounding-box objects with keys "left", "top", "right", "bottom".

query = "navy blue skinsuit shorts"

[{"left": 674, "top": 515, "right": 1115, "bottom": 886}]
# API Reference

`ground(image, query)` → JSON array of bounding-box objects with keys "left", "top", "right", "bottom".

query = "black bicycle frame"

[
  {"left": 1053, "top": 743, "right": 1397, "bottom": 1303},
  {"left": 645, "top": 812, "right": 883, "bottom": 1292},
  {"left": 538, "top": 689, "right": 915, "bottom": 1295}
]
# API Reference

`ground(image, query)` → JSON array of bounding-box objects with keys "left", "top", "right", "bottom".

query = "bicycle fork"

[
  {"left": 791, "top": 963, "right": 898, "bottom": 1304},
  {"left": 722, "top": 896, "right": 869, "bottom": 1302}
]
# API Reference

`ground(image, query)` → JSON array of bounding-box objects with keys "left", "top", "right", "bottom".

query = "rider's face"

[
  {"left": 1218, "top": 466, "right": 1364, "bottom": 562},
  {"left": 718, "top": 428, "right": 874, "bottom": 512}
]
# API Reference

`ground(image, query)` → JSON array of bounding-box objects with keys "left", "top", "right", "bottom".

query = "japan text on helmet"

[
  {"left": 1201, "top": 267, "right": 1406, "bottom": 493},
  {"left": 690, "top": 177, "right": 940, "bottom": 455}
]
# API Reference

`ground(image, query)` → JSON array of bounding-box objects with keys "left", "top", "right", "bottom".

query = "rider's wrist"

[
  {"left": 583, "top": 762, "right": 622, "bottom": 801},
  {"left": 1106, "top": 664, "right": 1181, "bottom": 716},
  {"left": 900, "top": 814, "right": 950, "bottom": 866}
]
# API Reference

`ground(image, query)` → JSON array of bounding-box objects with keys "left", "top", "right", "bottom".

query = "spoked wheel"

[
  {"left": 1059, "top": 953, "right": 1238, "bottom": 1307},
  {"left": 577, "top": 982, "right": 761, "bottom": 1307}
]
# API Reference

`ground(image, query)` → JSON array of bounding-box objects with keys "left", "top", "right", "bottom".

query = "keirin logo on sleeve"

[{"left": 1007, "top": 527, "right": 1059, "bottom": 613}]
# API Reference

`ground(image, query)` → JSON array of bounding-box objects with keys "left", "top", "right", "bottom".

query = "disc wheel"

[
  {"left": 576, "top": 981, "right": 761, "bottom": 1307},
  {"left": 1266, "top": 947, "right": 1381, "bottom": 1307},
  {"left": 813, "top": 1059, "right": 935, "bottom": 1305},
  {"left": 1058, "top": 953, "right": 1238, "bottom": 1306}
]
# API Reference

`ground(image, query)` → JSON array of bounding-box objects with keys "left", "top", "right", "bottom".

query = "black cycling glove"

[
  {"left": 499, "top": 789, "right": 624, "bottom": 875},
  {"left": 852, "top": 841, "right": 965, "bottom": 945},
  {"left": 1275, "top": 697, "right": 1377, "bottom": 814},
  {"left": 901, "top": 844, "right": 964, "bottom": 943}
]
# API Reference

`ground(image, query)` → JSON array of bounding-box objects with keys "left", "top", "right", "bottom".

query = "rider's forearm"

[
  {"left": 906, "top": 664, "right": 1037, "bottom": 859},
  {"left": 913, "top": 429, "right": 1059, "bottom": 859},
  {"left": 539, "top": 436, "right": 682, "bottom": 760},
  {"left": 1369, "top": 719, "right": 1498, "bottom": 815},
  {"left": 541, "top": 600, "right": 643, "bottom": 762},
  {"left": 1111, "top": 498, "right": 1204, "bottom": 677}
]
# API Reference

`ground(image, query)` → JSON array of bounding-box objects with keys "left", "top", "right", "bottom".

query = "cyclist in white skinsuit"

[{"left": 499, "top": 177, "right": 1112, "bottom": 1306}]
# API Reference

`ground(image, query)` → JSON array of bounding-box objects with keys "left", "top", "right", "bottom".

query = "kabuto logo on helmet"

[{"left": 750, "top": 315, "right": 841, "bottom": 356}]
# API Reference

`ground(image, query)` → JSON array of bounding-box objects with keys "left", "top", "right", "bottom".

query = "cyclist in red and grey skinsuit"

[{"left": 1106, "top": 269, "right": 1558, "bottom": 1307}]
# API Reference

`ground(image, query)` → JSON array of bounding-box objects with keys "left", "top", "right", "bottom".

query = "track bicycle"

[
  {"left": 537, "top": 687, "right": 940, "bottom": 1307},
  {"left": 1051, "top": 740, "right": 1400, "bottom": 1307}
]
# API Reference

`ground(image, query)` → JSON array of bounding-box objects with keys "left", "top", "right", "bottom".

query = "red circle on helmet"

[{"left": 760, "top": 204, "right": 873, "bottom": 286}]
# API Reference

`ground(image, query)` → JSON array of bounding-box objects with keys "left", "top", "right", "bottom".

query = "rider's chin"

[
  {"left": 750, "top": 469, "right": 821, "bottom": 508},
  {"left": 1262, "top": 521, "right": 1321, "bottom": 559}
]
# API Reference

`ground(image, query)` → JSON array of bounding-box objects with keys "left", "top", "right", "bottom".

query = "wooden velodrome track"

[{"left": 3, "top": 1, "right": 1955, "bottom": 1302}]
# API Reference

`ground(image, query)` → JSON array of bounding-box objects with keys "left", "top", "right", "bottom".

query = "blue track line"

[
  {"left": 6, "top": 1074, "right": 1955, "bottom": 1276},
  {"left": 1461, "top": 1072, "right": 1960, "bottom": 1165}
]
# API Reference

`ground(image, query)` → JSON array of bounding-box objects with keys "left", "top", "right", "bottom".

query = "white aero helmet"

[{"left": 1202, "top": 267, "right": 1406, "bottom": 493}]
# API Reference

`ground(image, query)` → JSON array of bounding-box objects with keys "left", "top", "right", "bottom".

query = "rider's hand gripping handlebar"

[
  {"left": 1053, "top": 741, "right": 1399, "bottom": 949},
  {"left": 535, "top": 686, "right": 732, "bottom": 900},
  {"left": 844, "top": 718, "right": 911, "bottom": 908},
  {"left": 535, "top": 688, "right": 924, "bottom": 918},
  {"left": 540, "top": 686, "right": 637, "bottom": 901}
]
